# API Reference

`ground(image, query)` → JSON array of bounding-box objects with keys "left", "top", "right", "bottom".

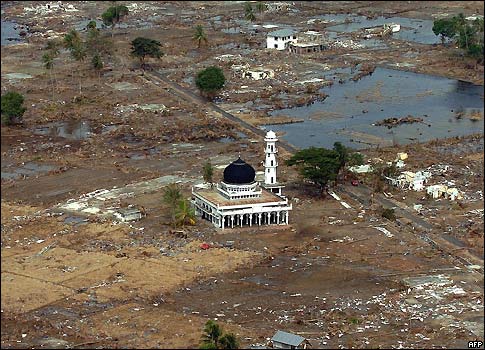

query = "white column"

[
  {"left": 258, "top": 213, "right": 262, "bottom": 226},
  {"left": 222, "top": 215, "right": 225, "bottom": 229},
  {"left": 264, "top": 131, "right": 278, "bottom": 185},
  {"left": 239, "top": 214, "right": 242, "bottom": 227},
  {"left": 277, "top": 211, "right": 280, "bottom": 224},
  {"left": 285, "top": 211, "right": 289, "bottom": 224},
  {"left": 231, "top": 215, "right": 234, "bottom": 228},
  {"left": 249, "top": 214, "right": 252, "bottom": 227}
]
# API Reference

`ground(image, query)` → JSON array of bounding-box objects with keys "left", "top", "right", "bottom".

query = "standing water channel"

[{"left": 266, "top": 67, "right": 484, "bottom": 149}]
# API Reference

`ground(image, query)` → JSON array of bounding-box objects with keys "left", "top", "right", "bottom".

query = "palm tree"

[
  {"left": 163, "top": 184, "right": 182, "bottom": 227},
  {"left": 42, "top": 53, "right": 55, "bottom": 99},
  {"left": 201, "top": 320, "right": 222, "bottom": 348},
  {"left": 219, "top": 333, "right": 239, "bottom": 349},
  {"left": 70, "top": 42, "right": 87, "bottom": 94},
  {"left": 244, "top": 2, "right": 256, "bottom": 22},
  {"left": 64, "top": 29, "right": 81, "bottom": 84},
  {"left": 255, "top": 1, "right": 267, "bottom": 20},
  {"left": 193, "top": 24, "right": 208, "bottom": 49},
  {"left": 45, "top": 39, "right": 60, "bottom": 90},
  {"left": 175, "top": 198, "right": 196, "bottom": 228},
  {"left": 203, "top": 160, "right": 214, "bottom": 185},
  {"left": 92, "top": 53, "right": 103, "bottom": 83}
]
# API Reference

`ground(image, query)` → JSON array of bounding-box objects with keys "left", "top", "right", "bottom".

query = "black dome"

[{"left": 223, "top": 157, "right": 256, "bottom": 184}]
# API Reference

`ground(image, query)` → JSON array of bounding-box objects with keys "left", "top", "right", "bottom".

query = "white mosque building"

[{"left": 191, "top": 130, "right": 292, "bottom": 229}]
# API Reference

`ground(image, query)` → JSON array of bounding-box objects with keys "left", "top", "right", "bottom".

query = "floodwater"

[
  {"left": 267, "top": 67, "right": 484, "bottom": 150},
  {"left": 1, "top": 20, "right": 25, "bottom": 45},
  {"left": 318, "top": 14, "right": 443, "bottom": 44},
  {"left": 33, "top": 121, "right": 92, "bottom": 140},
  {"left": 1, "top": 161, "right": 56, "bottom": 180}
]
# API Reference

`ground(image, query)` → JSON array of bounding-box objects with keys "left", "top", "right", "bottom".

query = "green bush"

[{"left": 381, "top": 208, "right": 396, "bottom": 221}]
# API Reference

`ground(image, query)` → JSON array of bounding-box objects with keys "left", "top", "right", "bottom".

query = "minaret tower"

[
  {"left": 262, "top": 130, "right": 285, "bottom": 196},
  {"left": 264, "top": 130, "right": 278, "bottom": 185}
]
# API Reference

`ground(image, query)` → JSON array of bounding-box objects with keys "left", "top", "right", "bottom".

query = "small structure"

[
  {"left": 114, "top": 207, "right": 144, "bottom": 222},
  {"left": 288, "top": 30, "right": 327, "bottom": 54},
  {"left": 446, "top": 187, "right": 463, "bottom": 201},
  {"left": 386, "top": 170, "right": 431, "bottom": 191},
  {"left": 243, "top": 68, "right": 275, "bottom": 80},
  {"left": 266, "top": 28, "right": 297, "bottom": 50},
  {"left": 426, "top": 184, "right": 448, "bottom": 199},
  {"left": 395, "top": 152, "right": 408, "bottom": 161},
  {"left": 271, "top": 331, "right": 310, "bottom": 349},
  {"left": 348, "top": 164, "right": 373, "bottom": 174}
]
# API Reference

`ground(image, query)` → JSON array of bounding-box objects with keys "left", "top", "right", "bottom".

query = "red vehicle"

[{"left": 351, "top": 180, "right": 359, "bottom": 186}]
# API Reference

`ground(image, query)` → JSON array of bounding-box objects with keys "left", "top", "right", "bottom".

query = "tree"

[
  {"left": 63, "top": 28, "right": 82, "bottom": 51},
  {"left": 102, "top": 5, "right": 129, "bottom": 37},
  {"left": 163, "top": 184, "right": 182, "bottom": 228},
  {"left": 255, "top": 1, "right": 267, "bottom": 20},
  {"left": 200, "top": 320, "right": 239, "bottom": 349},
  {"left": 432, "top": 14, "right": 484, "bottom": 65},
  {"left": 256, "top": 1, "right": 267, "bottom": 14},
  {"left": 219, "top": 333, "right": 239, "bottom": 349},
  {"left": 332, "top": 142, "right": 365, "bottom": 182},
  {"left": 86, "top": 20, "right": 97, "bottom": 30},
  {"left": 175, "top": 198, "right": 196, "bottom": 228},
  {"left": 63, "top": 29, "right": 83, "bottom": 87},
  {"left": 42, "top": 53, "right": 56, "bottom": 99},
  {"left": 92, "top": 53, "right": 103, "bottom": 82},
  {"left": 70, "top": 41, "right": 87, "bottom": 94},
  {"left": 286, "top": 147, "right": 341, "bottom": 196},
  {"left": 193, "top": 24, "right": 208, "bottom": 49},
  {"left": 195, "top": 66, "right": 226, "bottom": 100},
  {"left": 1, "top": 91, "right": 26, "bottom": 126},
  {"left": 244, "top": 2, "right": 256, "bottom": 22},
  {"left": 131, "top": 37, "right": 163, "bottom": 72},
  {"left": 201, "top": 320, "right": 222, "bottom": 348},
  {"left": 203, "top": 161, "right": 214, "bottom": 184},
  {"left": 432, "top": 18, "right": 458, "bottom": 45}
]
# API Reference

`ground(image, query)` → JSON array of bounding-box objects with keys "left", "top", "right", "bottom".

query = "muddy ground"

[{"left": 1, "top": 1, "right": 484, "bottom": 349}]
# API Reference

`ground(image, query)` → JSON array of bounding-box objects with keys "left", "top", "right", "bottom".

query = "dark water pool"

[{"left": 267, "top": 67, "right": 484, "bottom": 150}]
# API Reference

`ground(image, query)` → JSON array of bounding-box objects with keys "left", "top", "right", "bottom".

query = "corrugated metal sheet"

[{"left": 271, "top": 330, "right": 305, "bottom": 346}]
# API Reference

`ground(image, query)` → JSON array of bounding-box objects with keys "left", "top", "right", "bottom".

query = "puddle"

[
  {"left": 33, "top": 121, "right": 92, "bottom": 140},
  {"left": 1, "top": 20, "right": 26, "bottom": 46},
  {"left": 267, "top": 67, "right": 484, "bottom": 149},
  {"left": 64, "top": 215, "right": 88, "bottom": 225},
  {"left": 1, "top": 162, "right": 56, "bottom": 180},
  {"left": 4, "top": 72, "right": 33, "bottom": 80},
  {"left": 218, "top": 131, "right": 248, "bottom": 144}
]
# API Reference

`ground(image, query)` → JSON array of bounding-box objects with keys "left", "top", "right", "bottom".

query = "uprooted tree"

[{"left": 195, "top": 66, "right": 226, "bottom": 100}]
